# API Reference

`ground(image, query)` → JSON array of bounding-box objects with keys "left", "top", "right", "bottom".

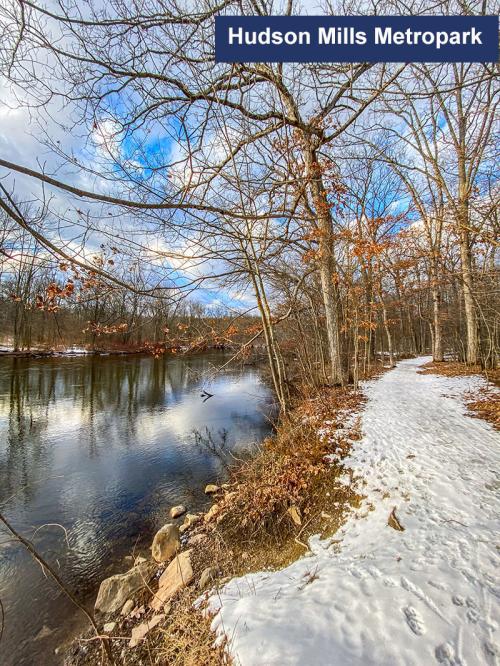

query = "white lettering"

[
  {"left": 374, "top": 27, "right": 392, "bottom": 44},
  {"left": 228, "top": 27, "right": 243, "bottom": 45},
  {"left": 436, "top": 32, "right": 449, "bottom": 48},
  {"left": 471, "top": 27, "right": 482, "bottom": 44},
  {"left": 374, "top": 26, "right": 484, "bottom": 49},
  {"left": 228, "top": 27, "right": 310, "bottom": 46},
  {"left": 230, "top": 24, "right": 484, "bottom": 51},
  {"left": 318, "top": 26, "right": 367, "bottom": 45},
  {"left": 318, "top": 27, "right": 336, "bottom": 45}
]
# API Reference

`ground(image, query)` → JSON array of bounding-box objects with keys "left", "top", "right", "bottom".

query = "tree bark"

[
  {"left": 430, "top": 256, "right": 444, "bottom": 362},
  {"left": 457, "top": 181, "right": 478, "bottom": 364},
  {"left": 303, "top": 145, "right": 344, "bottom": 385}
]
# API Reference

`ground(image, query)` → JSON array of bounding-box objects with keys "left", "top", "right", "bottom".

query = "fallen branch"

[{"left": 0, "top": 511, "right": 114, "bottom": 664}]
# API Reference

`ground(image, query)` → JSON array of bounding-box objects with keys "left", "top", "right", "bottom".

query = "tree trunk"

[
  {"left": 458, "top": 225, "right": 478, "bottom": 364},
  {"left": 456, "top": 125, "right": 478, "bottom": 364},
  {"left": 380, "top": 298, "right": 394, "bottom": 368},
  {"left": 303, "top": 145, "right": 344, "bottom": 385},
  {"left": 430, "top": 257, "right": 444, "bottom": 362}
]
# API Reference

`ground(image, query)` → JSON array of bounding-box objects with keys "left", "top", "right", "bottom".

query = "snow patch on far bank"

[{"left": 208, "top": 357, "right": 500, "bottom": 666}]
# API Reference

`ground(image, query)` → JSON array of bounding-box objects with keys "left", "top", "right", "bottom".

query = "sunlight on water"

[{"left": 0, "top": 352, "right": 273, "bottom": 665}]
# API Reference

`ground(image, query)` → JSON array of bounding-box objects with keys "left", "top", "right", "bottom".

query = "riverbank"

[
  {"left": 0, "top": 343, "right": 235, "bottom": 358},
  {"left": 62, "top": 357, "right": 499, "bottom": 665},
  {"left": 0, "top": 351, "right": 274, "bottom": 665},
  {"left": 63, "top": 371, "right": 375, "bottom": 664},
  {"left": 207, "top": 358, "right": 500, "bottom": 666}
]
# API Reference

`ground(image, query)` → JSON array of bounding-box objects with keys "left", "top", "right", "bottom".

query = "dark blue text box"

[{"left": 215, "top": 16, "right": 499, "bottom": 63}]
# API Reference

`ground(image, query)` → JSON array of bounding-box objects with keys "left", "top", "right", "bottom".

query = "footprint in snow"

[
  {"left": 366, "top": 565, "right": 382, "bottom": 578},
  {"left": 383, "top": 576, "right": 398, "bottom": 588},
  {"left": 435, "top": 642, "right": 462, "bottom": 665},
  {"left": 466, "top": 599, "right": 480, "bottom": 624},
  {"left": 403, "top": 606, "right": 426, "bottom": 635},
  {"left": 484, "top": 640, "right": 498, "bottom": 658}
]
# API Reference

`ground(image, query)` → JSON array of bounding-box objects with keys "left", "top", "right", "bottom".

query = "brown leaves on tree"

[
  {"left": 83, "top": 321, "right": 128, "bottom": 336},
  {"left": 35, "top": 280, "right": 75, "bottom": 312}
]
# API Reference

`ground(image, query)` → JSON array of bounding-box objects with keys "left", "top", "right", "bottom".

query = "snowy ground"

[{"left": 208, "top": 357, "right": 500, "bottom": 666}]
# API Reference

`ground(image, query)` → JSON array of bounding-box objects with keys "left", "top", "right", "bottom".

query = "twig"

[
  {"left": 31, "top": 522, "right": 71, "bottom": 549},
  {"left": 0, "top": 596, "right": 4, "bottom": 645},
  {"left": 294, "top": 514, "right": 316, "bottom": 550},
  {"left": 0, "top": 511, "right": 114, "bottom": 664}
]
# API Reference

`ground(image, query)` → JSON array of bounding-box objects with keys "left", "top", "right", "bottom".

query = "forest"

[
  {"left": 0, "top": 0, "right": 497, "bottom": 408},
  {"left": 0, "top": 1, "right": 498, "bottom": 665}
]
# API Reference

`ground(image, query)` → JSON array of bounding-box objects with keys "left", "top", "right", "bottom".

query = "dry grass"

[
  {"left": 66, "top": 585, "right": 230, "bottom": 666},
  {"left": 156, "top": 601, "right": 230, "bottom": 666},
  {"left": 207, "top": 387, "right": 364, "bottom": 564},
  {"left": 466, "top": 391, "right": 500, "bottom": 430},
  {"left": 419, "top": 361, "right": 500, "bottom": 386}
]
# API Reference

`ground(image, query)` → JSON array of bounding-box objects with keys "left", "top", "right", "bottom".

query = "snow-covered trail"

[{"left": 209, "top": 357, "right": 500, "bottom": 666}]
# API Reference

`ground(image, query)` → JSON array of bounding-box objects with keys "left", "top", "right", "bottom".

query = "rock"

[
  {"left": 151, "top": 523, "right": 180, "bottom": 563},
  {"left": 287, "top": 506, "right": 302, "bottom": 526},
  {"left": 170, "top": 505, "right": 187, "bottom": 519},
  {"left": 95, "top": 562, "right": 153, "bottom": 614},
  {"left": 151, "top": 550, "right": 193, "bottom": 611},
  {"left": 204, "top": 484, "right": 220, "bottom": 494},
  {"left": 134, "top": 556, "right": 147, "bottom": 566},
  {"left": 130, "top": 605, "right": 146, "bottom": 620},
  {"left": 204, "top": 503, "right": 221, "bottom": 523},
  {"left": 198, "top": 566, "right": 218, "bottom": 591},
  {"left": 179, "top": 513, "right": 201, "bottom": 534},
  {"left": 129, "top": 613, "right": 165, "bottom": 648},
  {"left": 35, "top": 625, "right": 53, "bottom": 641},
  {"left": 121, "top": 599, "right": 134, "bottom": 616},
  {"left": 188, "top": 533, "right": 206, "bottom": 546},
  {"left": 103, "top": 622, "right": 116, "bottom": 634}
]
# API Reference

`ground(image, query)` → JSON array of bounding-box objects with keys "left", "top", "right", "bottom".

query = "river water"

[{"left": 0, "top": 352, "right": 273, "bottom": 665}]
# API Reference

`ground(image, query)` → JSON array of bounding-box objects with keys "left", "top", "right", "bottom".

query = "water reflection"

[{"left": 0, "top": 353, "right": 273, "bottom": 665}]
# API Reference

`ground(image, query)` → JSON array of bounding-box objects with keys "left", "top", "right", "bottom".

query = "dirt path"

[{"left": 209, "top": 357, "right": 500, "bottom": 666}]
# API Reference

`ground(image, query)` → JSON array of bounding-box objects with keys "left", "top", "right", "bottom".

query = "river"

[{"left": 0, "top": 352, "right": 273, "bottom": 665}]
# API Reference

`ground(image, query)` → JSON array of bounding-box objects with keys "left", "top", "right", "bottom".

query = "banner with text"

[{"left": 215, "top": 15, "right": 499, "bottom": 63}]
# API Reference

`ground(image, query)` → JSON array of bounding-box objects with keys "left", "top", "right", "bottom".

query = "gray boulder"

[
  {"left": 151, "top": 523, "right": 180, "bottom": 563},
  {"left": 121, "top": 599, "right": 134, "bottom": 616},
  {"left": 151, "top": 550, "right": 194, "bottom": 611},
  {"left": 170, "top": 505, "right": 187, "bottom": 519},
  {"left": 95, "top": 562, "right": 153, "bottom": 614},
  {"left": 198, "top": 566, "right": 219, "bottom": 591},
  {"left": 179, "top": 513, "right": 201, "bottom": 534}
]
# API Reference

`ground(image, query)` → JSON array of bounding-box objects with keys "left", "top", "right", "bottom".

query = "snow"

[{"left": 208, "top": 357, "right": 500, "bottom": 666}]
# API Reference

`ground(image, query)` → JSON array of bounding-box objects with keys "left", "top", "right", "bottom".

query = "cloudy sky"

[{"left": 0, "top": 55, "right": 259, "bottom": 311}]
